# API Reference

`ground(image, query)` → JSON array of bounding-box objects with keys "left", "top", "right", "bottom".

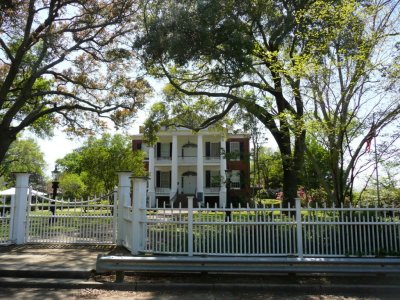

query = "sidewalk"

[{"left": 0, "top": 244, "right": 116, "bottom": 278}]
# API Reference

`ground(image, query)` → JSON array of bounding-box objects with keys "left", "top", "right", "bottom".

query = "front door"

[{"left": 183, "top": 175, "right": 197, "bottom": 195}]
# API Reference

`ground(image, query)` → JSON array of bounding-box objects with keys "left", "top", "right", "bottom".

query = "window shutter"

[
  {"left": 205, "top": 142, "right": 210, "bottom": 157},
  {"left": 169, "top": 142, "right": 172, "bottom": 157},
  {"left": 240, "top": 142, "right": 244, "bottom": 160},
  {"left": 240, "top": 170, "right": 245, "bottom": 189},
  {"left": 226, "top": 141, "right": 230, "bottom": 153},
  {"left": 205, "top": 171, "right": 211, "bottom": 188},
  {"left": 169, "top": 170, "right": 172, "bottom": 188},
  {"left": 156, "top": 143, "right": 161, "bottom": 158},
  {"left": 156, "top": 171, "right": 160, "bottom": 187},
  {"left": 137, "top": 142, "right": 142, "bottom": 150}
]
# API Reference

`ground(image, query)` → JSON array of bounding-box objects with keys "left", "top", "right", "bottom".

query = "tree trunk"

[{"left": 0, "top": 127, "right": 17, "bottom": 166}]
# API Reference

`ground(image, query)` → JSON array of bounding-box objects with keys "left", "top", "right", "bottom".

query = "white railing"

[
  {"left": 0, "top": 195, "right": 14, "bottom": 245},
  {"left": 155, "top": 187, "right": 171, "bottom": 194},
  {"left": 178, "top": 156, "right": 197, "bottom": 164},
  {"left": 139, "top": 199, "right": 400, "bottom": 257},
  {"left": 204, "top": 187, "right": 220, "bottom": 193},
  {"left": 26, "top": 189, "right": 117, "bottom": 244}
]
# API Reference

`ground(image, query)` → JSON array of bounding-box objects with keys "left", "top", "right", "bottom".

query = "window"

[
  {"left": 210, "top": 143, "right": 220, "bottom": 157},
  {"left": 230, "top": 170, "right": 241, "bottom": 189},
  {"left": 156, "top": 171, "right": 171, "bottom": 188},
  {"left": 206, "top": 170, "right": 221, "bottom": 187},
  {"left": 229, "top": 142, "right": 240, "bottom": 161},
  {"left": 160, "top": 172, "right": 170, "bottom": 188},
  {"left": 160, "top": 143, "right": 170, "bottom": 158},
  {"left": 157, "top": 142, "right": 171, "bottom": 158}
]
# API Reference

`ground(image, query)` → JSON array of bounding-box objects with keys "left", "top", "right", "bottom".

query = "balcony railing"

[
  {"left": 155, "top": 187, "right": 171, "bottom": 194},
  {"left": 204, "top": 187, "right": 220, "bottom": 193}
]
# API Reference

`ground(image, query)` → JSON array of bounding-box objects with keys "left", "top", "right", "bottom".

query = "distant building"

[{"left": 132, "top": 127, "right": 250, "bottom": 207}]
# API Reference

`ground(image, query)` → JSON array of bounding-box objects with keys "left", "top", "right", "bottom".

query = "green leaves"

[{"left": 57, "top": 134, "right": 146, "bottom": 198}]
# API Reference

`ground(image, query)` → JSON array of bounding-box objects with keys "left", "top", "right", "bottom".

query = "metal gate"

[{"left": 26, "top": 188, "right": 117, "bottom": 244}]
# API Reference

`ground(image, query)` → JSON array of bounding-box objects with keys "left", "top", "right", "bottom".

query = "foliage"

[
  {"left": 134, "top": 0, "right": 313, "bottom": 206},
  {"left": 0, "top": 137, "right": 46, "bottom": 187},
  {"left": 0, "top": 0, "right": 152, "bottom": 164},
  {"left": 57, "top": 134, "right": 146, "bottom": 197},
  {"left": 134, "top": 0, "right": 400, "bottom": 207},
  {"left": 59, "top": 173, "right": 86, "bottom": 199},
  {"left": 300, "top": 0, "right": 400, "bottom": 205}
]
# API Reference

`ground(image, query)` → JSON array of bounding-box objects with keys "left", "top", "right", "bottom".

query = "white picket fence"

[
  {"left": 26, "top": 188, "right": 117, "bottom": 244},
  {"left": 3, "top": 173, "right": 400, "bottom": 259},
  {"left": 137, "top": 198, "right": 400, "bottom": 257}
]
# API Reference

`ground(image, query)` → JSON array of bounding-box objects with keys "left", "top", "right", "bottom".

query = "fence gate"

[
  {"left": 0, "top": 195, "right": 14, "bottom": 245},
  {"left": 26, "top": 188, "right": 117, "bottom": 244}
]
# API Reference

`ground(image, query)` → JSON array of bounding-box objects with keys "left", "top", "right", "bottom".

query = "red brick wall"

[{"left": 226, "top": 137, "right": 251, "bottom": 200}]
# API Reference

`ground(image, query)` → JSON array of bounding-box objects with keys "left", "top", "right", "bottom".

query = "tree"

[
  {"left": 0, "top": 0, "right": 152, "bottom": 165},
  {"left": 59, "top": 173, "right": 86, "bottom": 199},
  {"left": 301, "top": 0, "right": 400, "bottom": 204},
  {"left": 135, "top": 0, "right": 313, "bottom": 206},
  {"left": 134, "top": 0, "right": 400, "bottom": 206},
  {"left": 57, "top": 134, "right": 146, "bottom": 197},
  {"left": 0, "top": 137, "right": 46, "bottom": 187}
]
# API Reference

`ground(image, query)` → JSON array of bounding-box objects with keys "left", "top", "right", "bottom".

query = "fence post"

[
  {"left": 295, "top": 198, "right": 303, "bottom": 258},
  {"left": 132, "top": 176, "right": 148, "bottom": 255},
  {"left": 187, "top": 196, "right": 194, "bottom": 256},
  {"left": 112, "top": 188, "right": 118, "bottom": 244},
  {"left": 116, "top": 172, "right": 132, "bottom": 246},
  {"left": 12, "top": 173, "right": 30, "bottom": 245}
]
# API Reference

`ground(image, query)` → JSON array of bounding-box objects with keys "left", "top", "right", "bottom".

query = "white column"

[
  {"left": 196, "top": 134, "right": 204, "bottom": 203},
  {"left": 13, "top": 173, "right": 30, "bottom": 245},
  {"left": 148, "top": 146, "right": 155, "bottom": 207},
  {"left": 132, "top": 177, "right": 147, "bottom": 255},
  {"left": 219, "top": 137, "right": 227, "bottom": 208},
  {"left": 116, "top": 172, "right": 132, "bottom": 246},
  {"left": 170, "top": 135, "right": 178, "bottom": 199}
]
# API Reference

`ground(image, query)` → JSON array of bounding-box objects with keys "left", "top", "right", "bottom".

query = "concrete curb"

[
  {"left": 0, "top": 269, "right": 93, "bottom": 279},
  {"left": 0, "top": 277, "right": 400, "bottom": 293}
]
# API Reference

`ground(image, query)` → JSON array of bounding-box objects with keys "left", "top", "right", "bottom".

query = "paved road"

[{"left": 0, "top": 286, "right": 399, "bottom": 300}]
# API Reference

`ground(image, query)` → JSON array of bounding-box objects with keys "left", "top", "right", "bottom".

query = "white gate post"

[
  {"left": 116, "top": 172, "right": 132, "bottom": 246},
  {"left": 295, "top": 198, "right": 303, "bottom": 258},
  {"left": 131, "top": 177, "right": 147, "bottom": 255},
  {"left": 12, "top": 173, "right": 30, "bottom": 245}
]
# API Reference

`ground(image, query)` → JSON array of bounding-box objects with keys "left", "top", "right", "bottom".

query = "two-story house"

[{"left": 132, "top": 127, "right": 250, "bottom": 208}]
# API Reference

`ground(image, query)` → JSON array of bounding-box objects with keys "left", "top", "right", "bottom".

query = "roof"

[{"left": 0, "top": 188, "right": 46, "bottom": 196}]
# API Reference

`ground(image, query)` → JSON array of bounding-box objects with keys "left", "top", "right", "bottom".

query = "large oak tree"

[
  {"left": 134, "top": 0, "right": 400, "bottom": 206},
  {"left": 0, "top": 0, "right": 151, "bottom": 164}
]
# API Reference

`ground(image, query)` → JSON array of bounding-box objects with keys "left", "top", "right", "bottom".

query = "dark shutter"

[
  {"left": 156, "top": 143, "right": 161, "bottom": 158},
  {"left": 225, "top": 142, "right": 231, "bottom": 160},
  {"left": 137, "top": 142, "right": 142, "bottom": 150},
  {"left": 205, "top": 142, "right": 211, "bottom": 157},
  {"left": 169, "top": 142, "right": 172, "bottom": 158},
  {"left": 156, "top": 171, "right": 160, "bottom": 187},
  {"left": 240, "top": 170, "right": 245, "bottom": 189},
  {"left": 205, "top": 171, "right": 211, "bottom": 187},
  {"left": 169, "top": 170, "right": 172, "bottom": 188},
  {"left": 240, "top": 142, "right": 244, "bottom": 160}
]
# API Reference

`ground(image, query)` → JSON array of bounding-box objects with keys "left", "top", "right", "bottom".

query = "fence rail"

[{"left": 140, "top": 199, "right": 400, "bottom": 257}]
